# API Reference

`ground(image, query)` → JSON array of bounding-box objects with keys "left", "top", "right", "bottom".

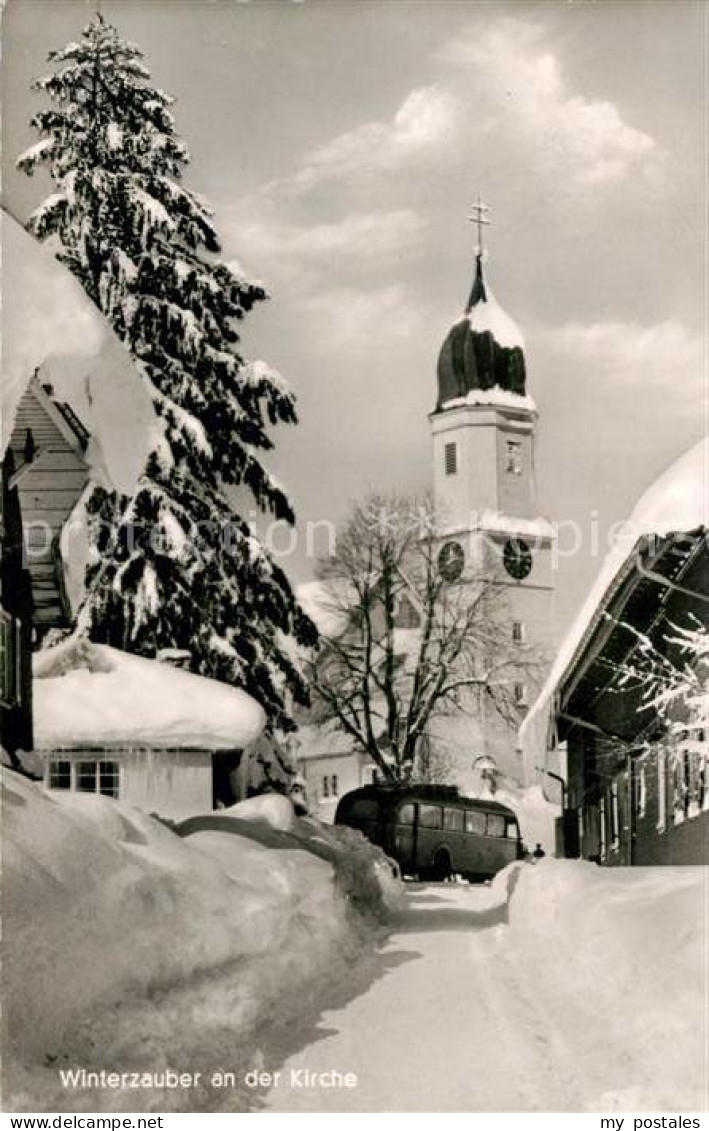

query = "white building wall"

[
  {"left": 42, "top": 748, "right": 214, "bottom": 820},
  {"left": 120, "top": 749, "right": 213, "bottom": 819},
  {"left": 299, "top": 750, "right": 374, "bottom": 822}
]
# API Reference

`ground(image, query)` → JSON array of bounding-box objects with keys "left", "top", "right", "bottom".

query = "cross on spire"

[{"left": 468, "top": 196, "right": 491, "bottom": 257}]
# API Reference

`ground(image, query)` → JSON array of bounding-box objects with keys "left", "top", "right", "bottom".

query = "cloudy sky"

[{"left": 2, "top": 0, "right": 705, "bottom": 638}]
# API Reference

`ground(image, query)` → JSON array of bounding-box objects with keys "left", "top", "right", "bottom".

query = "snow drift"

[
  {"left": 506, "top": 859, "right": 708, "bottom": 1111},
  {"left": 3, "top": 769, "right": 400, "bottom": 1111}
]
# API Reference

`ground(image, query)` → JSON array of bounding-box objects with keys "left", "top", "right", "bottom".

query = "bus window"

[
  {"left": 486, "top": 813, "right": 506, "bottom": 838},
  {"left": 349, "top": 799, "right": 379, "bottom": 820},
  {"left": 398, "top": 803, "right": 415, "bottom": 825},
  {"left": 443, "top": 807, "right": 464, "bottom": 831},
  {"left": 465, "top": 810, "right": 486, "bottom": 835},
  {"left": 505, "top": 819, "right": 519, "bottom": 840},
  {"left": 419, "top": 804, "right": 442, "bottom": 829}
]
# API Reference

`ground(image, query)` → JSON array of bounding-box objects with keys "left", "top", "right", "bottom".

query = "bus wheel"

[{"left": 430, "top": 848, "right": 452, "bottom": 882}]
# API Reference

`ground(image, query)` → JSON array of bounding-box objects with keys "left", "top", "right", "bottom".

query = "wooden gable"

[{"left": 9, "top": 377, "right": 90, "bottom": 633}]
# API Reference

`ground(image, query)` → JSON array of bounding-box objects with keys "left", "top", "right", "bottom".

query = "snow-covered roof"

[
  {"left": 33, "top": 638, "right": 265, "bottom": 750},
  {"left": 437, "top": 253, "right": 529, "bottom": 413},
  {"left": 465, "top": 278, "right": 525, "bottom": 350},
  {"left": 518, "top": 438, "right": 709, "bottom": 760},
  {"left": 1, "top": 210, "right": 162, "bottom": 494},
  {"left": 439, "top": 509, "right": 555, "bottom": 541},
  {"left": 441, "top": 388, "right": 537, "bottom": 414},
  {"left": 294, "top": 720, "right": 359, "bottom": 760}
]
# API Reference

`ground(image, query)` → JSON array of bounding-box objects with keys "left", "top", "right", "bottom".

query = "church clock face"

[
  {"left": 438, "top": 540, "right": 465, "bottom": 582},
  {"left": 503, "top": 538, "right": 533, "bottom": 581}
]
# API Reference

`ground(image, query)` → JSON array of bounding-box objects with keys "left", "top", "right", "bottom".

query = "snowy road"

[{"left": 254, "top": 877, "right": 697, "bottom": 1114}]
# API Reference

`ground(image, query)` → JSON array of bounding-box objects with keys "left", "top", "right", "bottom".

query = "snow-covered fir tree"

[{"left": 17, "top": 15, "right": 317, "bottom": 731}]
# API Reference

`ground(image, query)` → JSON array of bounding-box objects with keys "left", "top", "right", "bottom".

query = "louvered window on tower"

[{"left": 444, "top": 442, "right": 458, "bottom": 476}]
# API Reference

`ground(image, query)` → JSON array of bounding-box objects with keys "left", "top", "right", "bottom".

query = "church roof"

[{"left": 436, "top": 253, "right": 528, "bottom": 412}]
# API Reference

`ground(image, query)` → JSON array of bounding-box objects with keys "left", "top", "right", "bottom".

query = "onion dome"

[{"left": 436, "top": 254, "right": 527, "bottom": 411}]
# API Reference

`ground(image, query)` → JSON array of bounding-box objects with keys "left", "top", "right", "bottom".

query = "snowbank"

[
  {"left": 3, "top": 769, "right": 400, "bottom": 1111},
  {"left": 507, "top": 859, "right": 708, "bottom": 1110},
  {"left": 33, "top": 638, "right": 265, "bottom": 749},
  {"left": 227, "top": 792, "right": 297, "bottom": 831}
]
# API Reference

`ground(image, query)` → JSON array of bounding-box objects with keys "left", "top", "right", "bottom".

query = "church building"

[
  {"left": 297, "top": 205, "right": 557, "bottom": 808},
  {"left": 427, "top": 203, "right": 557, "bottom": 783}
]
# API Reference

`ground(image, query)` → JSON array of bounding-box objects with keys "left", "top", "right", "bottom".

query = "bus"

[{"left": 334, "top": 783, "right": 523, "bottom": 882}]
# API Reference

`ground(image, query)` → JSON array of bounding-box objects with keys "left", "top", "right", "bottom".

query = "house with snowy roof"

[
  {"left": 34, "top": 637, "right": 265, "bottom": 818},
  {"left": 1, "top": 211, "right": 159, "bottom": 771},
  {"left": 519, "top": 439, "right": 709, "bottom": 865}
]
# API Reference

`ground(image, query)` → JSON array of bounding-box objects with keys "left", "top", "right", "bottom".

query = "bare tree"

[{"left": 306, "top": 492, "right": 542, "bottom": 783}]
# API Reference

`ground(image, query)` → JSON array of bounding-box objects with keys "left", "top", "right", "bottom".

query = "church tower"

[{"left": 429, "top": 202, "right": 556, "bottom": 784}]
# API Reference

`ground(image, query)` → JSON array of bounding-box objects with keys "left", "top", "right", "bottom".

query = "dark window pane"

[
  {"left": 77, "top": 762, "right": 97, "bottom": 792},
  {"left": 49, "top": 761, "right": 71, "bottom": 790},
  {"left": 419, "top": 804, "right": 442, "bottom": 829},
  {"left": 99, "top": 761, "right": 119, "bottom": 799},
  {"left": 465, "top": 810, "right": 486, "bottom": 835},
  {"left": 350, "top": 799, "right": 379, "bottom": 820}
]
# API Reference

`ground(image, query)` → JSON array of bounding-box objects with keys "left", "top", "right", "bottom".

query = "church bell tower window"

[
  {"left": 506, "top": 439, "right": 523, "bottom": 476},
  {"left": 444, "top": 442, "right": 458, "bottom": 476}
]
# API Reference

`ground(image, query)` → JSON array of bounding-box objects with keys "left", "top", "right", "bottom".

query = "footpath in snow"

[
  {"left": 3, "top": 768, "right": 706, "bottom": 1113},
  {"left": 258, "top": 863, "right": 707, "bottom": 1114}
]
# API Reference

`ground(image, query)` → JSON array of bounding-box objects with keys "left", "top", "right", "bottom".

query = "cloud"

[
  {"left": 439, "top": 20, "right": 663, "bottom": 185},
  {"left": 284, "top": 85, "right": 459, "bottom": 192},
  {"left": 229, "top": 208, "right": 425, "bottom": 268},
  {"left": 297, "top": 284, "right": 424, "bottom": 349},
  {"left": 543, "top": 319, "right": 703, "bottom": 408},
  {"left": 552, "top": 318, "right": 700, "bottom": 376}
]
